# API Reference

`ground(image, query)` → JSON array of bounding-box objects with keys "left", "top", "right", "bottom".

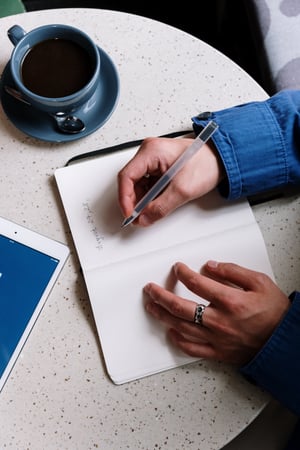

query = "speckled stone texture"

[{"left": 1, "top": 7, "right": 295, "bottom": 450}]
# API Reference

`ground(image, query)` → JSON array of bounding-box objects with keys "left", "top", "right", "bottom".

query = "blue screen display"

[{"left": 0, "top": 234, "right": 59, "bottom": 378}]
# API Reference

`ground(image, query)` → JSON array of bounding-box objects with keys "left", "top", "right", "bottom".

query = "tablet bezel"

[{"left": 0, "top": 216, "right": 69, "bottom": 392}]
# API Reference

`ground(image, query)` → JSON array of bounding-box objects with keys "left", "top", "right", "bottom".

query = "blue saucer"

[{"left": 0, "top": 47, "right": 119, "bottom": 143}]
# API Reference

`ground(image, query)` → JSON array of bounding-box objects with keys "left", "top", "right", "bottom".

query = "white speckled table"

[{"left": 0, "top": 7, "right": 298, "bottom": 450}]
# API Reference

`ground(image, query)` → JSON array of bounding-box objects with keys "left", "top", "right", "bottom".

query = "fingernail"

[
  {"left": 207, "top": 260, "right": 219, "bottom": 269},
  {"left": 144, "top": 283, "right": 155, "bottom": 298},
  {"left": 143, "top": 283, "right": 151, "bottom": 294},
  {"left": 173, "top": 262, "right": 180, "bottom": 275}
]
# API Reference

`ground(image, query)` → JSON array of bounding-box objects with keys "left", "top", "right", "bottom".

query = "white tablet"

[{"left": 0, "top": 216, "right": 69, "bottom": 392}]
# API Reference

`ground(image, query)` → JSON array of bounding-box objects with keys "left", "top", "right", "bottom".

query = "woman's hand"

[
  {"left": 118, "top": 136, "right": 224, "bottom": 226},
  {"left": 144, "top": 260, "right": 291, "bottom": 365}
]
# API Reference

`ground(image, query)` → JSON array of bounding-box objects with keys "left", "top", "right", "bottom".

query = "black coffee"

[{"left": 21, "top": 38, "right": 94, "bottom": 98}]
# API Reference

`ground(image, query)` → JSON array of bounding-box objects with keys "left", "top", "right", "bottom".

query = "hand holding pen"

[{"left": 118, "top": 121, "right": 223, "bottom": 227}]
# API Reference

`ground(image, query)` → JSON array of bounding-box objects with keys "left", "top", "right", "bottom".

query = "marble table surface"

[{"left": 0, "top": 7, "right": 298, "bottom": 450}]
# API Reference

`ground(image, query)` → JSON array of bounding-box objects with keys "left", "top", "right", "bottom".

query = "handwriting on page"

[{"left": 82, "top": 201, "right": 105, "bottom": 251}]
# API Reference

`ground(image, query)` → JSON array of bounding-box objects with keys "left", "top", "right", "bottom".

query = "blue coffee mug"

[{"left": 7, "top": 24, "right": 101, "bottom": 114}]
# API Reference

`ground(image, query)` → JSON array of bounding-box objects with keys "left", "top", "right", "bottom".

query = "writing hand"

[
  {"left": 144, "top": 260, "right": 290, "bottom": 365},
  {"left": 118, "top": 136, "right": 223, "bottom": 227}
]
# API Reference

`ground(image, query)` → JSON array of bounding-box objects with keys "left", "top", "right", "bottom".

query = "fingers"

[
  {"left": 144, "top": 261, "right": 261, "bottom": 326},
  {"left": 117, "top": 149, "right": 150, "bottom": 218},
  {"left": 168, "top": 329, "right": 218, "bottom": 359},
  {"left": 146, "top": 300, "right": 208, "bottom": 341},
  {"left": 118, "top": 136, "right": 223, "bottom": 227},
  {"left": 174, "top": 260, "right": 277, "bottom": 309},
  {"left": 136, "top": 183, "right": 188, "bottom": 227},
  {"left": 144, "top": 290, "right": 227, "bottom": 361},
  {"left": 118, "top": 137, "right": 186, "bottom": 219},
  {"left": 144, "top": 283, "right": 213, "bottom": 352},
  {"left": 144, "top": 261, "right": 234, "bottom": 327},
  {"left": 144, "top": 260, "right": 291, "bottom": 365},
  {"left": 173, "top": 262, "right": 234, "bottom": 309},
  {"left": 204, "top": 260, "right": 272, "bottom": 291},
  {"left": 144, "top": 278, "right": 215, "bottom": 343},
  {"left": 144, "top": 281, "right": 197, "bottom": 321}
]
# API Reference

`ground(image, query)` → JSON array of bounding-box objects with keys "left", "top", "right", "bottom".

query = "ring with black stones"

[{"left": 193, "top": 303, "right": 206, "bottom": 326}]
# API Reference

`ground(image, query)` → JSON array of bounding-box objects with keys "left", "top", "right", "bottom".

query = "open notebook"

[{"left": 55, "top": 147, "right": 274, "bottom": 384}]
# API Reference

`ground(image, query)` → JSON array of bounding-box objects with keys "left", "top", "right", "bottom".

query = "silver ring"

[{"left": 194, "top": 303, "right": 206, "bottom": 326}]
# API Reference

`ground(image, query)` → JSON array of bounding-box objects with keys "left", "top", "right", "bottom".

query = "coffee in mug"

[{"left": 21, "top": 38, "right": 94, "bottom": 98}]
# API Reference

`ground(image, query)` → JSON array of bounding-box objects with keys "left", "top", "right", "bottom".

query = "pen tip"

[{"left": 121, "top": 216, "right": 133, "bottom": 228}]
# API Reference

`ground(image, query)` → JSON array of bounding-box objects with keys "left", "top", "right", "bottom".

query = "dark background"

[{"left": 22, "top": 0, "right": 263, "bottom": 90}]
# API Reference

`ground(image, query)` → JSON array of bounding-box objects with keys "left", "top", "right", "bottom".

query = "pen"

[{"left": 121, "top": 120, "right": 219, "bottom": 228}]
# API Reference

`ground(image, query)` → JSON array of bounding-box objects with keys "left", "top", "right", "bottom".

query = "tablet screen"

[{"left": 0, "top": 218, "right": 69, "bottom": 392}]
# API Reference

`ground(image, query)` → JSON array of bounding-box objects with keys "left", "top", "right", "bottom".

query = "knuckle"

[
  {"left": 185, "top": 272, "right": 200, "bottom": 292},
  {"left": 169, "top": 299, "right": 186, "bottom": 318},
  {"left": 221, "top": 262, "right": 238, "bottom": 273},
  {"left": 150, "top": 203, "right": 169, "bottom": 220},
  {"left": 252, "top": 270, "right": 269, "bottom": 287},
  {"left": 141, "top": 136, "right": 158, "bottom": 147},
  {"left": 221, "top": 291, "right": 236, "bottom": 309}
]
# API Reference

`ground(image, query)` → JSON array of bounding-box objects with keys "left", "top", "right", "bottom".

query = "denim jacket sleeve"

[
  {"left": 192, "top": 90, "right": 300, "bottom": 199},
  {"left": 192, "top": 90, "right": 300, "bottom": 416},
  {"left": 241, "top": 292, "right": 300, "bottom": 416}
]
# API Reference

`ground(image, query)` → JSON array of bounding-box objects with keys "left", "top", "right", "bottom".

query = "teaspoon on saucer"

[{"left": 4, "top": 85, "right": 86, "bottom": 134}]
